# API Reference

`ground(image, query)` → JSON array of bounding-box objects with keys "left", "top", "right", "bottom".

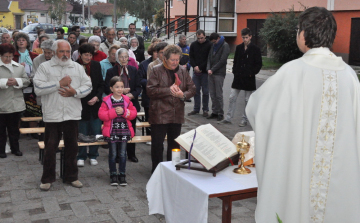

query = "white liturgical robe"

[{"left": 246, "top": 47, "right": 360, "bottom": 223}]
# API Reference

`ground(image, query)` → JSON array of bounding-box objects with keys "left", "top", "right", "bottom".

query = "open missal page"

[
  {"left": 196, "top": 124, "right": 237, "bottom": 158},
  {"left": 175, "top": 124, "right": 237, "bottom": 170}
]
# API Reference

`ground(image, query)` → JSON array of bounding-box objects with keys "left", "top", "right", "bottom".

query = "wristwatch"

[{"left": 181, "top": 93, "right": 186, "bottom": 101}]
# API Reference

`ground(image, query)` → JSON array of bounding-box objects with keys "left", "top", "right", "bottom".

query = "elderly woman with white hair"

[
  {"left": 104, "top": 48, "right": 141, "bottom": 163},
  {"left": 119, "top": 37, "right": 136, "bottom": 60},
  {"left": 130, "top": 37, "right": 145, "bottom": 63},
  {"left": 88, "top": 35, "right": 107, "bottom": 62}
]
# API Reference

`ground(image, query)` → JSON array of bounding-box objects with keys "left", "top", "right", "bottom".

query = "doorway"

[
  {"left": 247, "top": 19, "right": 266, "bottom": 56},
  {"left": 349, "top": 18, "right": 360, "bottom": 66}
]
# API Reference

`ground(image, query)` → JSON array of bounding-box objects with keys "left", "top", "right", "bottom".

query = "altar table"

[{"left": 146, "top": 161, "right": 258, "bottom": 223}]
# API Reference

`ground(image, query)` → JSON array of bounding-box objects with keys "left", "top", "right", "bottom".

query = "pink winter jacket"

[{"left": 98, "top": 94, "right": 137, "bottom": 138}]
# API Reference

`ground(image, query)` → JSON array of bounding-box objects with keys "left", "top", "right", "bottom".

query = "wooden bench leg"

[{"left": 60, "top": 148, "right": 64, "bottom": 181}]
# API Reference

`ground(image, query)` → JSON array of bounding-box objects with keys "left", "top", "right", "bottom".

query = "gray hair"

[
  {"left": 178, "top": 34, "right": 186, "bottom": 40},
  {"left": 41, "top": 39, "right": 54, "bottom": 50},
  {"left": 115, "top": 48, "right": 129, "bottom": 64},
  {"left": 88, "top": 35, "right": 101, "bottom": 43},
  {"left": 130, "top": 37, "right": 138, "bottom": 44},
  {"left": 93, "top": 26, "right": 101, "bottom": 32},
  {"left": 51, "top": 40, "right": 71, "bottom": 52},
  {"left": 119, "top": 37, "right": 127, "bottom": 42},
  {"left": 105, "top": 27, "right": 115, "bottom": 34}
]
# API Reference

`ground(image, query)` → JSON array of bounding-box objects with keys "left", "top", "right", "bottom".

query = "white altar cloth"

[{"left": 146, "top": 161, "right": 258, "bottom": 223}]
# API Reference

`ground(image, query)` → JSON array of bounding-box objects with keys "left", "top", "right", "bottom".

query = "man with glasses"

[
  {"left": 188, "top": 29, "right": 212, "bottom": 118},
  {"left": 99, "top": 28, "right": 120, "bottom": 57},
  {"left": 71, "top": 26, "right": 85, "bottom": 44},
  {"left": 247, "top": 7, "right": 360, "bottom": 222}
]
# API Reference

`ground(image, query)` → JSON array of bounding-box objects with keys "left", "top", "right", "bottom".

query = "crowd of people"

[
  {"left": 0, "top": 21, "right": 264, "bottom": 190},
  {"left": 2, "top": 7, "right": 360, "bottom": 223}
]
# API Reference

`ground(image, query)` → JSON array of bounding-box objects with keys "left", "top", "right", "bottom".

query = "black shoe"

[
  {"left": 11, "top": 151, "right": 23, "bottom": 156},
  {"left": 217, "top": 114, "right": 224, "bottom": 121},
  {"left": 128, "top": 156, "right": 138, "bottom": 163},
  {"left": 0, "top": 153, "right": 7, "bottom": 158},
  {"left": 118, "top": 173, "right": 127, "bottom": 186},
  {"left": 206, "top": 113, "right": 218, "bottom": 119},
  {"left": 110, "top": 174, "right": 118, "bottom": 186}
]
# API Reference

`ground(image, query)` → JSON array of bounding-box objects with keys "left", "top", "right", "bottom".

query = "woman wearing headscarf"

[
  {"left": 0, "top": 43, "right": 30, "bottom": 158},
  {"left": 104, "top": 48, "right": 141, "bottom": 163}
]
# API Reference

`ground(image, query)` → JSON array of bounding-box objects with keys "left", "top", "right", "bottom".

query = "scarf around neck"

[
  {"left": 162, "top": 59, "right": 181, "bottom": 86},
  {"left": 213, "top": 36, "right": 225, "bottom": 54},
  {"left": 19, "top": 49, "right": 32, "bottom": 66},
  {"left": 77, "top": 58, "right": 91, "bottom": 77}
]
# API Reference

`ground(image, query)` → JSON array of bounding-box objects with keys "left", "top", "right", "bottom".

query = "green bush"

[{"left": 259, "top": 7, "right": 303, "bottom": 63}]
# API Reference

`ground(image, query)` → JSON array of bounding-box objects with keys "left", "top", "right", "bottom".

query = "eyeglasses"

[{"left": 1, "top": 55, "right": 13, "bottom": 59}]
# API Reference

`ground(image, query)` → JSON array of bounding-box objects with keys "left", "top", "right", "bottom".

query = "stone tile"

[
  {"left": 95, "top": 191, "right": 115, "bottom": 204},
  {"left": 109, "top": 208, "right": 132, "bottom": 223},
  {"left": 70, "top": 202, "right": 91, "bottom": 217},
  {"left": 42, "top": 197, "right": 61, "bottom": 213},
  {"left": 1, "top": 209, "right": 13, "bottom": 218},
  {"left": 10, "top": 190, "right": 27, "bottom": 204}
]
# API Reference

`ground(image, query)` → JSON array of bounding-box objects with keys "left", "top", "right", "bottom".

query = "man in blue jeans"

[{"left": 188, "top": 30, "right": 212, "bottom": 117}]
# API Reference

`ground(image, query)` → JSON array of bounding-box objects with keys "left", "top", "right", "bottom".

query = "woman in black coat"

[
  {"left": 76, "top": 44, "right": 104, "bottom": 166},
  {"left": 104, "top": 48, "right": 142, "bottom": 162}
]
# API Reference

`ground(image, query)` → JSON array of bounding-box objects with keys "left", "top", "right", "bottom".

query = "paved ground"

[{"left": 0, "top": 66, "right": 275, "bottom": 223}]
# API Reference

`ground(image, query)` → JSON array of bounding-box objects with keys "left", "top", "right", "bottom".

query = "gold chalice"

[{"left": 233, "top": 135, "right": 251, "bottom": 174}]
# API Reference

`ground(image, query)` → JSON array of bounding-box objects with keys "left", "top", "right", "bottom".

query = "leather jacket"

[{"left": 147, "top": 64, "right": 196, "bottom": 124}]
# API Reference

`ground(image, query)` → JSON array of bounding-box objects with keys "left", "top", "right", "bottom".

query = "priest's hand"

[{"left": 58, "top": 85, "right": 76, "bottom": 97}]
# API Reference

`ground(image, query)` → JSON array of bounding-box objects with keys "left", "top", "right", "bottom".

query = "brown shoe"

[
  {"left": 40, "top": 183, "right": 51, "bottom": 191},
  {"left": 70, "top": 180, "right": 83, "bottom": 188},
  {"left": 202, "top": 111, "right": 209, "bottom": 117},
  {"left": 188, "top": 111, "right": 199, "bottom": 116}
]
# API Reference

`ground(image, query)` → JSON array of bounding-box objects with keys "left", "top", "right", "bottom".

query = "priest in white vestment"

[{"left": 246, "top": 7, "right": 360, "bottom": 223}]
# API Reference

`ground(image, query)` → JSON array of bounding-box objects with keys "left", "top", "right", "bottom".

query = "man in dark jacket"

[
  {"left": 188, "top": 30, "right": 212, "bottom": 117},
  {"left": 218, "top": 28, "right": 262, "bottom": 127},
  {"left": 126, "top": 23, "right": 145, "bottom": 56},
  {"left": 206, "top": 32, "right": 230, "bottom": 121}
]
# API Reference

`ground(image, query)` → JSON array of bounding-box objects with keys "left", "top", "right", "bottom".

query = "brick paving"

[{"left": 0, "top": 69, "right": 275, "bottom": 223}]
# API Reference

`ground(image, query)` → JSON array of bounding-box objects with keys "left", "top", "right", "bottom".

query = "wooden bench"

[
  {"left": 21, "top": 117, "right": 43, "bottom": 122},
  {"left": 38, "top": 135, "right": 155, "bottom": 182},
  {"left": 21, "top": 112, "right": 145, "bottom": 123},
  {"left": 20, "top": 122, "right": 150, "bottom": 135}
]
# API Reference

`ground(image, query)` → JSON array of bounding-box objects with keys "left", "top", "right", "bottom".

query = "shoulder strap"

[{"left": 104, "top": 41, "right": 110, "bottom": 49}]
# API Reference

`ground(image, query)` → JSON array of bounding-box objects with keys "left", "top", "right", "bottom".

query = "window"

[
  {"left": 170, "top": 0, "right": 173, "bottom": 8},
  {"left": 41, "top": 13, "right": 45, "bottom": 17}
]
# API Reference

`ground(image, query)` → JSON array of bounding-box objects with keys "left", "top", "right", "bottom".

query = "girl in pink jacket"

[{"left": 98, "top": 76, "right": 137, "bottom": 186}]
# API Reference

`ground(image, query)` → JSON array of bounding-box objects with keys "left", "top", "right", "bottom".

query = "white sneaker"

[
  {"left": 146, "top": 142, "right": 151, "bottom": 146},
  {"left": 90, "top": 159, "right": 98, "bottom": 166},
  {"left": 77, "top": 159, "right": 84, "bottom": 167}
]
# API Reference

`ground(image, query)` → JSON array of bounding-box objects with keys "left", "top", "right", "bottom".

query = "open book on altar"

[{"left": 175, "top": 124, "right": 238, "bottom": 170}]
